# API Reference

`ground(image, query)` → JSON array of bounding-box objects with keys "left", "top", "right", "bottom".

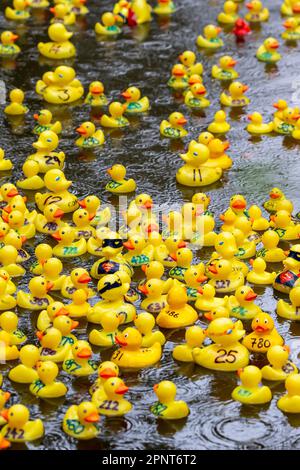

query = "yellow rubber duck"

[
  {"left": 138, "top": 260, "right": 171, "bottom": 291},
  {"left": 2, "top": 210, "right": 35, "bottom": 240},
  {"left": 220, "top": 81, "right": 250, "bottom": 107},
  {"left": 245, "top": 0, "right": 269, "bottom": 22},
  {"left": 84, "top": 81, "right": 108, "bottom": 107},
  {"left": 193, "top": 318, "right": 249, "bottom": 371},
  {"left": 87, "top": 272, "right": 136, "bottom": 325},
  {"left": 153, "top": 0, "right": 176, "bottom": 15},
  {"left": 168, "top": 247, "right": 193, "bottom": 281},
  {"left": 130, "top": 0, "right": 152, "bottom": 23},
  {"left": 95, "top": 11, "right": 122, "bottom": 35},
  {"left": 90, "top": 231, "right": 132, "bottom": 277},
  {"left": 182, "top": 264, "right": 208, "bottom": 300},
  {"left": 139, "top": 279, "right": 167, "bottom": 314},
  {"left": 38, "top": 23, "right": 75, "bottom": 59},
  {"left": 35, "top": 204, "right": 65, "bottom": 235},
  {"left": 72, "top": 208, "right": 95, "bottom": 240},
  {"left": 0, "top": 389, "right": 10, "bottom": 427},
  {"left": 42, "top": 257, "right": 66, "bottom": 291},
  {"left": 156, "top": 285, "right": 198, "bottom": 328},
  {"left": 53, "top": 315, "right": 78, "bottom": 347},
  {"left": 2, "top": 230, "right": 29, "bottom": 263},
  {"left": 35, "top": 169, "right": 78, "bottom": 213},
  {"left": 63, "top": 340, "right": 98, "bottom": 376},
  {"left": 30, "top": 243, "right": 52, "bottom": 275},
  {"left": 232, "top": 366, "right": 272, "bottom": 404},
  {"left": 208, "top": 110, "right": 231, "bottom": 134},
  {"left": 208, "top": 259, "right": 245, "bottom": 293},
  {"left": 184, "top": 83, "right": 210, "bottom": 109},
  {"left": 262, "top": 345, "right": 298, "bottom": 380},
  {"left": 50, "top": 4, "right": 76, "bottom": 25},
  {"left": 75, "top": 121, "right": 104, "bottom": 148},
  {"left": 205, "top": 138, "right": 232, "bottom": 169},
  {"left": 160, "top": 112, "right": 188, "bottom": 139},
  {"left": 0, "top": 310, "right": 26, "bottom": 345},
  {"left": 30, "top": 360, "right": 67, "bottom": 398},
  {"left": 179, "top": 50, "right": 203, "bottom": 76},
  {"left": 273, "top": 107, "right": 300, "bottom": 135},
  {"left": 61, "top": 267, "right": 93, "bottom": 299},
  {"left": 37, "top": 301, "right": 69, "bottom": 331},
  {"left": 93, "top": 377, "right": 132, "bottom": 416},
  {"left": 66, "top": 288, "right": 90, "bottom": 318},
  {"left": 195, "top": 284, "right": 227, "bottom": 311},
  {"left": 5, "top": 0, "right": 30, "bottom": 21},
  {"left": 228, "top": 194, "right": 249, "bottom": 218},
  {"left": 212, "top": 55, "right": 238, "bottom": 81},
  {"left": 151, "top": 381, "right": 189, "bottom": 419},
  {"left": 0, "top": 31, "right": 20, "bottom": 56},
  {"left": 0, "top": 268, "right": 15, "bottom": 295},
  {"left": 123, "top": 234, "right": 154, "bottom": 266},
  {"left": 33, "top": 109, "right": 62, "bottom": 135},
  {"left": 36, "top": 65, "right": 84, "bottom": 104},
  {"left": 167, "top": 64, "right": 189, "bottom": 90},
  {"left": 63, "top": 402, "right": 100, "bottom": 439},
  {"left": 89, "top": 311, "right": 120, "bottom": 347},
  {"left": 277, "top": 286, "right": 300, "bottom": 320},
  {"left": 281, "top": 0, "right": 300, "bottom": 16},
  {"left": 243, "top": 312, "right": 284, "bottom": 352},
  {"left": 0, "top": 274, "right": 17, "bottom": 309},
  {"left": 111, "top": 327, "right": 162, "bottom": 368},
  {"left": 173, "top": 325, "right": 205, "bottom": 362},
  {"left": 0, "top": 182, "right": 19, "bottom": 202},
  {"left": 0, "top": 404, "right": 43, "bottom": 443},
  {"left": 217, "top": 0, "right": 239, "bottom": 24},
  {"left": 100, "top": 101, "right": 129, "bottom": 128},
  {"left": 134, "top": 312, "right": 166, "bottom": 347},
  {"left": 270, "top": 209, "right": 300, "bottom": 241},
  {"left": 0, "top": 245, "right": 25, "bottom": 278},
  {"left": 277, "top": 374, "right": 300, "bottom": 413},
  {"left": 0, "top": 148, "right": 12, "bottom": 172},
  {"left": 247, "top": 112, "right": 273, "bottom": 134},
  {"left": 264, "top": 187, "right": 287, "bottom": 213},
  {"left": 27, "top": 130, "right": 64, "bottom": 173},
  {"left": 176, "top": 140, "right": 222, "bottom": 187},
  {"left": 17, "top": 276, "right": 53, "bottom": 310},
  {"left": 52, "top": 226, "right": 86, "bottom": 258},
  {"left": 106, "top": 164, "right": 136, "bottom": 193},
  {"left": 0, "top": 330, "right": 19, "bottom": 360},
  {"left": 79, "top": 195, "right": 111, "bottom": 227},
  {"left": 256, "top": 37, "right": 281, "bottom": 63},
  {"left": 122, "top": 86, "right": 150, "bottom": 113},
  {"left": 273, "top": 99, "right": 288, "bottom": 119},
  {"left": 196, "top": 24, "right": 223, "bottom": 49},
  {"left": 227, "top": 285, "right": 262, "bottom": 320},
  {"left": 247, "top": 258, "right": 276, "bottom": 285},
  {"left": 282, "top": 17, "right": 300, "bottom": 40},
  {"left": 273, "top": 245, "right": 300, "bottom": 294},
  {"left": 248, "top": 205, "right": 270, "bottom": 231},
  {"left": 17, "top": 161, "right": 44, "bottom": 191},
  {"left": 90, "top": 361, "right": 119, "bottom": 396},
  {"left": 256, "top": 230, "right": 287, "bottom": 262},
  {"left": 4, "top": 89, "right": 28, "bottom": 116},
  {"left": 8, "top": 344, "right": 39, "bottom": 383}
]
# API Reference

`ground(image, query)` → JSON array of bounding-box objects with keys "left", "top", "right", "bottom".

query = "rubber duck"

[
  {"left": 92, "top": 376, "right": 132, "bottom": 416},
  {"left": 270, "top": 210, "right": 300, "bottom": 241},
  {"left": 53, "top": 314, "right": 78, "bottom": 348},
  {"left": 89, "top": 361, "right": 119, "bottom": 397},
  {"left": 273, "top": 107, "right": 300, "bottom": 135},
  {"left": 4, "top": 89, "right": 28, "bottom": 116},
  {"left": 0, "top": 388, "right": 11, "bottom": 427},
  {"left": 246, "top": 112, "right": 273, "bottom": 134},
  {"left": 63, "top": 401, "right": 100, "bottom": 439},
  {"left": 256, "top": 230, "right": 286, "bottom": 262},
  {"left": 151, "top": 381, "right": 189, "bottom": 420},
  {"left": 160, "top": 112, "right": 188, "bottom": 139},
  {"left": 79, "top": 195, "right": 111, "bottom": 227},
  {"left": 176, "top": 140, "right": 222, "bottom": 187},
  {"left": 36, "top": 65, "right": 84, "bottom": 104},
  {"left": 84, "top": 83, "right": 108, "bottom": 110},
  {"left": 182, "top": 264, "right": 208, "bottom": 300},
  {"left": 246, "top": 258, "right": 275, "bottom": 285},
  {"left": 232, "top": 366, "right": 272, "bottom": 404},
  {"left": 243, "top": 312, "right": 284, "bottom": 352},
  {"left": 156, "top": 285, "right": 198, "bottom": 329},
  {"left": 27, "top": 131, "right": 64, "bottom": 173},
  {"left": 208, "top": 259, "right": 245, "bottom": 293},
  {"left": 273, "top": 245, "right": 300, "bottom": 294},
  {"left": 122, "top": 86, "right": 150, "bottom": 113},
  {"left": 8, "top": 345, "right": 39, "bottom": 384},
  {"left": 0, "top": 269, "right": 16, "bottom": 295},
  {"left": 167, "top": 64, "right": 189, "bottom": 90},
  {"left": 196, "top": 24, "right": 223, "bottom": 49},
  {"left": 211, "top": 55, "right": 238, "bottom": 81},
  {"left": 17, "top": 161, "right": 44, "bottom": 191},
  {"left": 3, "top": 230, "right": 29, "bottom": 263},
  {"left": 38, "top": 23, "right": 75, "bottom": 60},
  {"left": 134, "top": 312, "right": 165, "bottom": 347},
  {"left": 227, "top": 285, "right": 262, "bottom": 320},
  {"left": 61, "top": 267, "right": 93, "bottom": 299},
  {"left": 0, "top": 330, "right": 19, "bottom": 360},
  {"left": 245, "top": 0, "right": 269, "bottom": 22},
  {"left": 208, "top": 110, "right": 231, "bottom": 134},
  {"left": 282, "top": 17, "right": 300, "bottom": 40},
  {"left": 41, "top": 257, "right": 66, "bottom": 292},
  {"left": 184, "top": 83, "right": 210, "bottom": 109},
  {"left": 277, "top": 286, "right": 300, "bottom": 320},
  {"left": 35, "top": 204, "right": 65, "bottom": 235},
  {"left": 71, "top": 0, "right": 89, "bottom": 15},
  {"left": 0, "top": 404, "right": 43, "bottom": 443},
  {"left": 75, "top": 121, "right": 104, "bottom": 148},
  {"left": 0, "top": 276, "right": 16, "bottom": 309},
  {"left": 129, "top": 0, "right": 152, "bottom": 24},
  {"left": 256, "top": 37, "right": 281, "bottom": 63},
  {"left": 37, "top": 301, "right": 69, "bottom": 332},
  {"left": 262, "top": 345, "right": 298, "bottom": 380},
  {"left": 153, "top": 0, "right": 176, "bottom": 14},
  {"left": 138, "top": 260, "right": 170, "bottom": 291},
  {"left": 179, "top": 50, "right": 203, "bottom": 76},
  {"left": 1, "top": 210, "right": 35, "bottom": 240},
  {"left": 30, "top": 243, "right": 52, "bottom": 275},
  {"left": 217, "top": 0, "right": 239, "bottom": 24},
  {"left": 95, "top": 11, "right": 122, "bottom": 35},
  {"left": 17, "top": 276, "right": 53, "bottom": 310},
  {"left": 273, "top": 99, "right": 288, "bottom": 120},
  {"left": 30, "top": 360, "right": 67, "bottom": 398},
  {"left": 5, "top": 0, "right": 30, "bottom": 21},
  {"left": 193, "top": 318, "right": 249, "bottom": 371},
  {"left": 168, "top": 247, "right": 193, "bottom": 281},
  {"left": 220, "top": 81, "right": 249, "bottom": 107},
  {"left": 52, "top": 226, "right": 87, "bottom": 258},
  {"left": 0, "top": 31, "right": 20, "bottom": 56},
  {"left": 139, "top": 279, "right": 167, "bottom": 314},
  {"left": 90, "top": 231, "right": 132, "bottom": 277},
  {"left": 0, "top": 311, "right": 26, "bottom": 345},
  {"left": 63, "top": 340, "right": 98, "bottom": 376},
  {"left": 106, "top": 164, "right": 136, "bottom": 194},
  {"left": 89, "top": 311, "right": 120, "bottom": 347},
  {"left": 264, "top": 188, "right": 287, "bottom": 213},
  {"left": 281, "top": 0, "right": 300, "bottom": 16},
  {"left": 195, "top": 284, "right": 227, "bottom": 311},
  {"left": 33, "top": 109, "right": 62, "bottom": 136},
  {"left": 248, "top": 205, "right": 270, "bottom": 231},
  {"left": 66, "top": 288, "right": 90, "bottom": 319},
  {"left": 123, "top": 234, "right": 154, "bottom": 266},
  {"left": 0, "top": 149, "right": 12, "bottom": 173},
  {"left": 228, "top": 194, "right": 249, "bottom": 218},
  {"left": 50, "top": 3, "right": 76, "bottom": 25},
  {"left": 111, "top": 327, "right": 162, "bottom": 368},
  {"left": 277, "top": 374, "right": 300, "bottom": 413},
  {"left": 204, "top": 138, "right": 232, "bottom": 169},
  {"left": 0, "top": 183, "right": 18, "bottom": 203},
  {"left": 72, "top": 208, "right": 95, "bottom": 240},
  {"left": 172, "top": 326, "right": 205, "bottom": 362},
  {"left": 100, "top": 102, "right": 129, "bottom": 128},
  {"left": 0, "top": 245, "right": 24, "bottom": 278}
]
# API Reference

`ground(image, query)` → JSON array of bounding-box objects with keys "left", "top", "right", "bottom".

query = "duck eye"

[
  {"left": 59, "top": 74, "right": 63, "bottom": 78},
  {"left": 124, "top": 334, "right": 128, "bottom": 338},
  {"left": 55, "top": 176, "right": 60, "bottom": 181},
  {"left": 264, "top": 319, "right": 268, "bottom": 324},
  {"left": 47, "top": 139, "right": 52, "bottom": 143},
  {"left": 219, "top": 241, "right": 224, "bottom": 245}
]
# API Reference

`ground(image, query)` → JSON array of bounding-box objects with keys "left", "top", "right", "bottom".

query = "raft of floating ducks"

[{"left": 1, "top": 0, "right": 300, "bottom": 448}]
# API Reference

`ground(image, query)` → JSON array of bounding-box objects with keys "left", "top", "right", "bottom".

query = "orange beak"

[
  {"left": 173, "top": 69, "right": 185, "bottom": 77},
  {"left": 270, "top": 193, "right": 280, "bottom": 199},
  {"left": 12, "top": 34, "right": 19, "bottom": 41},
  {"left": 197, "top": 274, "right": 208, "bottom": 283},
  {"left": 223, "top": 141, "right": 230, "bottom": 150},
  {"left": 219, "top": 214, "right": 225, "bottom": 221},
  {"left": 1, "top": 213, "right": 8, "bottom": 223},
  {"left": 237, "top": 368, "right": 243, "bottom": 377},
  {"left": 245, "top": 291, "right": 257, "bottom": 301},
  {"left": 197, "top": 286, "right": 203, "bottom": 294},
  {"left": 138, "top": 284, "right": 149, "bottom": 295},
  {"left": 54, "top": 208, "right": 64, "bottom": 218},
  {"left": 177, "top": 117, "right": 187, "bottom": 125},
  {"left": 254, "top": 324, "right": 269, "bottom": 333},
  {"left": 270, "top": 42, "right": 279, "bottom": 49},
  {"left": 141, "top": 264, "right": 147, "bottom": 272},
  {"left": 77, "top": 348, "right": 91, "bottom": 359},
  {"left": 100, "top": 367, "right": 118, "bottom": 379},
  {"left": 78, "top": 199, "right": 87, "bottom": 208},
  {"left": 216, "top": 27, "right": 222, "bottom": 33},
  {"left": 0, "top": 437, "right": 10, "bottom": 450},
  {"left": 76, "top": 126, "right": 87, "bottom": 135},
  {"left": 204, "top": 312, "right": 213, "bottom": 321},
  {"left": 33, "top": 113, "right": 39, "bottom": 120},
  {"left": 55, "top": 307, "right": 69, "bottom": 317},
  {"left": 85, "top": 412, "right": 99, "bottom": 423},
  {"left": 122, "top": 91, "right": 131, "bottom": 100},
  {"left": 242, "top": 85, "right": 249, "bottom": 93},
  {"left": 21, "top": 235, "right": 27, "bottom": 243},
  {"left": 115, "top": 384, "right": 129, "bottom": 395},
  {"left": 36, "top": 331, "right": 44, "bottom": 341},
  {"left": 248, "top": 115, "right": 253, "bottom": 121},
  {"left": 232, "top": 200, "right": 246, "bottom": 210},
  {"left": 46, "top": 281, "right": 54, "bottom": 292},
  {"left": 115, "top": 335, "right": 127, "bottom": 347},
  {"left": 7, "top": 188, "right": 18, "bottom": 198},
  {"left": 229, "top": 59, "right": 237, "bottom": 67},
  {"left": 71, "top": 320, "right": 79, "bottom": 330},
  {"left": 78, "top": 273, "right": 91, "bottom": 284},
  {"left": 1, "top": 409, "right": 9, "bottom": 421},
  {"left": 188, "top": 76, "right": 201, "bottom": 85},
  {"left": 246, "top": 2, "right": 253, "bottom": 8},
  {"left": 196, "top": 87, "right": 206, "bottom": 96},
  {"left": 170, "top": 253, "right": 177, "bottom": 261},
  {"left": 88, "top": 213, "right": 95, "bottom": 221},
  {"left": 143, "top": 201, "right": 153, "bottom": 209},
  {"left": 50, "top": 6, "right": 55, "bottom": 13},
  {"left": 3, "top": 205, "right": 12, "bottom": 214},
  {"left": 3, "top": 392, "right": 11, "bottom": 402},
  {"left": 153, "top": 383, "right": 159, "bottom": 391},
  {"left": 91, "top": 86, "right": 103, "bottom": 95},
  {"left": 208, "top": 264, "right": 218, "bottom": 274},
  {"left": 52, "top": 231, "right": 62, "bottom": 241},
  {"left": 123, "top": 240, "right": 135, "bottom": 250}
]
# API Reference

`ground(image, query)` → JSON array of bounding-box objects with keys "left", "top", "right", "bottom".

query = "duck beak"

[
  {"left": 153, "top": 383, "right": 159, "bottom": 391},
  {"left": 246, "top": 2, "right": 253, "bottom": 8},
  {"left": 270, "top": 192, "right": 280, "bottom": 199},
  {"left": 196, "top": 87, "right": 206, "bottom": 96},
  {"left": 46, "top": 281, "right": 54, "bottom": 292},
  {"left": 270, "top": 41, "right": 279, "bottom": 49},
  {"left": 248, "top": 115, "right": 253, "bottom": 121},
  {"left": 273, "top": 103, "right": 280, "bottom": 109},
  {"left": 3, "top": 205, "right": 12, "bottom": 214},
  {"left": 85, "top": 412, "right": 99, "bottom": 423},
  {"left": 100, "top": 367, "right": 118, "bottom": 379},
  {"left": 78, "top": 199, "right": 86, "bottom": 208},
  {"left": 242, "top": 85, "right": 249, "bottom": 93},
  {"left": 208, "top": 265, "right": 218, "bottom": 274},
  {"left": 1, "top": 213, "right": 9, "bottom": 223},
  {"left": 88, "top": 213, "right": 95, "bottom": 221},
  {"left": 123, "top": 240, "right": 135, "bottom": 250},
  {"left": 76, "top": 126, "right": 87, "bottom": 135},
  {"left": 21, "top": 235, "right": 27, "bottom": 243},
  {"left": 204, "top": 312, "right": 213, "bottom": 321},
  {"left": 141, "top": 264, "right": 147, "bottom": 272},
  {"left": 78, "top": 273, "right": 91, "bottom": 283},
  {"left": 91, "top": 86, "right": 103, "bottom": 95},
  {"left": 283, "top": 345, "right": 290, "bottom": 353},
  {"left": 174, "top": 70, "right": 185, "bottom": 77},
  {"left": 33, "top": 113, "right": 39, "bottom": 120},
  {"left": 122, "top": 91, "right": 131, "bottom": 100},
  {"left": 237, "top": 368, "right": 243, "bottom": 377},
  {"left": 223, "top": 141, "right": 230, "bottom": 150},
  {"left": 115, "top": 335, "right": 127, "bottom": 347},
  {"left": 51, "top": 231, "right": 62, "bottom": 241},
  {"left": 254, "top": 325, "right": 268, "bottom": 333},
  {"left": 143, "top": 201, "right": 153, "bottom": 209},
  {"left": 55, "top": 307, "right": 69, "bottom": 317},
  {"left": 138, "top": 284, "right": 149, "bottom": 295},
  {"left": 197, "top": 286, "right": 203, "bottom": 294},
  {"left": 197, "top": 274, "right": 208, "bottom": 283},
  {"left": 71, "top": 320, "right": 79, "bottom": 330},
  {"left": 77, "top": 347, "right": 91, "bottom": 359},
  {"left": 106, "top": 167, "right": 112, "bottom": 176},
  {"left": 245, "top": 291, "right": 257, "bottom": 301},
  {"left": 54, "top": 208, "right": 64, "bottom": 218},
  {"left": 0, "top": 409, "right": 9, "bottom": 421},
  {"left": 177, "top": 117, "right": 187, "bottom": 125},
  {"left": 50, "top": 6, "right": 55, "bottom": 12},
  {"left": 7, "top": 188, "right": 18, "bottom": 198},
  {"left": 36, "top": 331, "right": 44, "bottom": 341},
  {"left": 229, "top": 59, "right": 237, "bottom": 67},
  {"left": 11, "top": 34, "right": 19, "bottom": 41},
  {"left": 3, "top": 392, "right": 11, "bottom": 402},
  {"left": 232, "top": 199, "right": 246, "bottom": 209},
  {"left": 170, "top": 253, "right": 177, "bottom": 261},
  {"left": 249, "top": 258, "right": 254, "bottom": 266},
  {"left": 115, "top": 384, "right": 129, "bottom": 395},
  {"left": 0, "top": 437, "right": 10, "bottom": 449},
  {"left": 219, "top": 214, "right": 225, "bottom": 221}
]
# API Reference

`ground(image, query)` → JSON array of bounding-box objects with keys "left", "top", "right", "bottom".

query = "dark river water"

[{"left": 1, "top": 0, "right": 300, "bottom": 451}]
